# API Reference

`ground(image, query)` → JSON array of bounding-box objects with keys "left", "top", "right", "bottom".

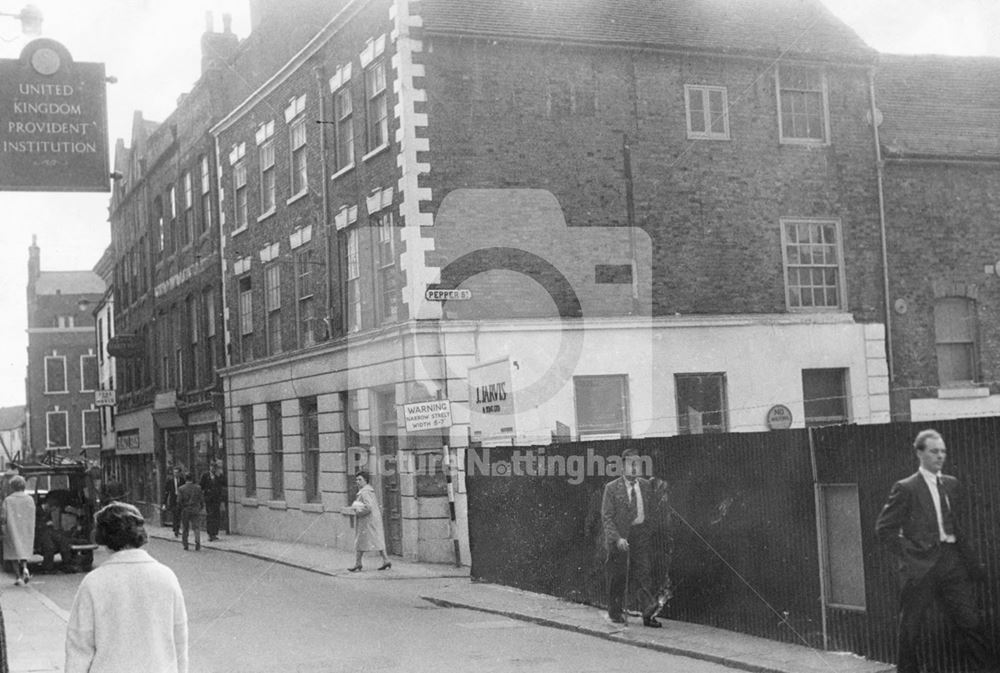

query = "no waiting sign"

[{"left": 403, "top": 400, "right": 452, "bottom": 432}]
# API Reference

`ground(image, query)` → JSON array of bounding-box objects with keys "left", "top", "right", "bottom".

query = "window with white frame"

[
  {"left": 46, "top": 410, "right": 68, "bottom": 449},
  {"left": 182, "top": 170, "right": 194, "bottom": 246},
  {"left": 574, "top": 375, "right": 630, "bottom": 439},
  {"left": 265, "top": 263, "right": 282, "bottom": 355},
  {"left": 346, "top": 227, "right": 361, "bottom": 332},
  {"left": 334, "top": 87, "right": 354, "bottom": 171},
  {"left": 167, "top": 184, "right": 177, "bottom": 254},
  {"left": 44, "top": 355, "right": 67, "bottom": 393},
  {"left": 80, "top": 354, "right": 98, "bottom": 392},
  {"left": 365, "top": 61, "right": 388, "bottom": 152},
  {"left": 173, "top": 304, "right": 184, "bottom": 390},
  {"left": 295, "top": 248, "right": 315, "bottom": 348},
  {"left": 233, "top": 160, "right": 248, "bottom": 230},
  {"left": 675, "top": 373, "right": 728, "bottom": 434},
  {"left": 259, "top": 139, "right": 276, "bottom": 214},
  {"left": 199, "top": 155, "right": 212, "bottom": 236},
  {"left": 290, "top": 117, "right": 308, "bottom": 196},
  {"left": 238, "top": 275, "right": 253, "bottom": 361},
  {"left": 777, "top": 65, "right": 828, "bottom": 143},
  {"left": 375, "top": 212, "right": 397, "bottom": 324},
  {"left": 188, "top": 294, "right": 201, "bottom": 387},
  {"left": 204, "top": 287, "right": 216, "bottom": 379},
  {"left": 781, "top": 219, "right": 844, "bottom": 310},
  {"left": 935, "top": 297, "right": 978, "bottom": 386},
  {"left": 159, "top": 311, "right": 172, "bottom": 389},
  {"left": 82, "top": 408, "right": 101, "bottom": 447},
  {"left": 685, "top": 85, "right": 729, "bottom": 140}
]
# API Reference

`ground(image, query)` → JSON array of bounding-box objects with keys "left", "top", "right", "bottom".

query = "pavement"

[{"left": 1, "top": 526, "right": 893, "bottom": 673}]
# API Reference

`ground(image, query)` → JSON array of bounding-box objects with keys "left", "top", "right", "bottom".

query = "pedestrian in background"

[
  {"left": 1, "top": 475, "right": 35, "bottom": 585},
  {"left": 199, "top": 461, "right": 226, "bottom": 541},
  {"left": 875, "top": 429, "right": 995, "bottom": 673},
  {"left": 177, "top": 474, "right": 204, "bottom": 552},
  {"left": 65, "top": 502, "right": 188, "bottom": 673},
  {"left": 348, "top": 471, "right": 391, "bottom": 571},
  {"left": 162, "top": 466, "right": 184, "bottom": 537}
]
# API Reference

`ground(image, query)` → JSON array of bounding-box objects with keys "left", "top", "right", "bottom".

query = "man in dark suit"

[
  {"left": 162, "top": 466, "right": 184, "bottom": 537},
  {"left": 601, "top": 448, "right": 662, "bottom": 627},
  {"left": 199, "top": 461, "right": 227, "bottom": 541},
  {"left": 875, "top": 429, "right": 994, "bottom": 673}
]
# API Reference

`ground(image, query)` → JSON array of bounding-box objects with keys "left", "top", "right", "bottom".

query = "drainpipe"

[
  {"left": 314, "top": 66, "right": 334, "bottom": 339},
  {"left": 868, "top": 67, "right": 894, "bottom": 384}
]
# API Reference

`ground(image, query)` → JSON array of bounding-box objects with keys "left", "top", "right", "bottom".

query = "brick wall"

[
  {"left": 420, "top": 38, "right": 885, "bottom": 322},
  {"left": 883, "top": 161, "right": 1000, "bottom": 411}
]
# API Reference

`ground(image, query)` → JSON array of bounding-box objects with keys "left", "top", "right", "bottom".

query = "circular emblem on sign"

[
  {"left": 766, "top": 404, "right": 793, "bottom": 430},
  {"left": 30, "top": 47, "right": 61, "bottom": 75}
]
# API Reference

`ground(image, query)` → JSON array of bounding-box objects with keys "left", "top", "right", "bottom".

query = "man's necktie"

[{"left": 937, "top": 476, "right": 956, "bottom": 536}]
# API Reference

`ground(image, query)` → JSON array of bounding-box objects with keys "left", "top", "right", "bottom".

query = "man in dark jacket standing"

[
  {"left": 177, "top": 473, "right": 205, "bottom": 551},
  {"left": 162, "top": 466, "right": 184, "bottom": 537},
  {"left": 875, "top": 429, "right": 994, "bottom": 673},
  {"left": 199, "top": 461, "right": 226, "bottom": 541},
  {"left": 601, "top": 448, "right": 661, "bottom": 627}
]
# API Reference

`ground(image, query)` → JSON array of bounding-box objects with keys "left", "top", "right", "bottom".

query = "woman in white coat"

[
  {"left": 65, "top": 502, "right": 189, "bottom": 673},
  {"left": 1, "top": 476, "right": 35, "bottom": 585},
  {"left": 348, "top": 471, "right": 391, "bottom": 571}
]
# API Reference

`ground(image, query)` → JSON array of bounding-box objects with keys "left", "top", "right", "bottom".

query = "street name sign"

[
  {"left": 0, "top": 39, "right": 109, "bottom": 192},
  {"left": 425, "top": 288, "right": 472, "bottom": 301}
]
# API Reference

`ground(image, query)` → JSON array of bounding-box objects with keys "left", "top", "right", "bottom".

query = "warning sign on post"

[
  {"left": 403, "top": 400, "right": 452, "bottom": 432},
  {"left": 0, "top": 39, "right": 109, "bottom": 192}
]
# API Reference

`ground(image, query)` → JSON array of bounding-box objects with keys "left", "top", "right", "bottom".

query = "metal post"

[
  {"left": 809, "top": 427, "right": 830, "bottom": 651},
  {"left": 442, "top": 444, "right": 461, "bottom": 567}
]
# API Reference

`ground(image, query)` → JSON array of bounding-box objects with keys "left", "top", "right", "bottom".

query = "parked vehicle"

[{"left": 2, "top": 460, "right": 100, "bottom": 572}]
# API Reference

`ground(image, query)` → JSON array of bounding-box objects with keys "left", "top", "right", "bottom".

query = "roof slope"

[
  {"left": 35, "top": 271, "right": 106, "bottom": 296},
  {"left": 877, "top": 54, "right": 1000, "bottom": 158},
  {"left": 420, "top": 0, "right": 874, "bottom": 62}
]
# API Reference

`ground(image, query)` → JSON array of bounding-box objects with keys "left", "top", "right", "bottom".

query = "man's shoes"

[
  {"left": 642, "top": 617, "right": 663, "bottom": 628},
  {"left": 183, "top": 546, "right": 189, "bottom": 551},
  {"left": 195, "top": 545, "right": 201, "bottom": 551},
  {"left": 173, "top": 532, "right": 180, "bottom": 538},
  {"left": 608, "top": 613, "right": 626, "bottom": 624},
  {"left": 208, "top": 536, "right": 219, "bottom": 541}
]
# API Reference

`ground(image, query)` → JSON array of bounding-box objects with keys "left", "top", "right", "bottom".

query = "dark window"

[
  {"left": 574, "top": 375, "right": 630, "bottom": 438},
  {"left": 675, "top": 373, "right": 728, "bottom": 434},
  {"left": 802, "top": 368, "right": 849, "bottom": 427},
  {"left": 935, "top": 297, "right": 977, "bottom": 386},
  {"left": 301, "top": 397, "right": 320, "bottom": 503},
  {"left": 268, "top": 402, "right": 284, "bottom": 500},
  {"left": 242, "top": 405, "right": 256, "bottom": 497}
]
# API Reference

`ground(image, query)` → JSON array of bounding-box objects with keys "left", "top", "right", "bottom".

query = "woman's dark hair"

[
  {"left": 355, "top": 470, "right": 371, "bottom": 484},
  {"left": 95, "top": 502, "right": 147, "bottom": 551}
]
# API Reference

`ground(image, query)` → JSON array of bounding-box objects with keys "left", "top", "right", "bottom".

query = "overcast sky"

[{"left": 0, "top": 0, "right": 997, "bottom": 408}]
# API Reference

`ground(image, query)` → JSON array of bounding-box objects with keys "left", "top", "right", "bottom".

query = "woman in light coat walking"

[
  {"left": 348, "top": 471, "right": 391, "bottom": 571},
  {"left": 65, "top": 502, "right": 189, "bottom": 673},
  {"left": 1, "top": 476, "right": 35, "bottom": 585}
]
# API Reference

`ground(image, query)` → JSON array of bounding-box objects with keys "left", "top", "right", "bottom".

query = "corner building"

[{"left": 214, "top": 0, "right": 891, "bottom": 562}]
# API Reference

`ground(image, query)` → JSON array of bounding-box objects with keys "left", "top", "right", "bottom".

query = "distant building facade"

[
  {"left": 0, "top": 406, "right": 25, "bottom": 469},
  {"left": 25, "top": 236, "right": 105, "bottom": 462}
]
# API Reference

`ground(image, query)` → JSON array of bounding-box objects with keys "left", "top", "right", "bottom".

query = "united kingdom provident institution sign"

[{"left": 0, "top": 39, "right": 109, "bottom": 192}]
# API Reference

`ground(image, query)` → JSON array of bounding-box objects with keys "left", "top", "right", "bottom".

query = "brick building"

[
  {"left": 210, "top": 0, "right": 892, "bottom": 562},
  {"left": 24, "top": 236, "right": 105, "bottom": 461},
  {"left": 876, "top": 54, "right": 1000, "bottom": 421},
  {"left": 105, "top": 3, "right": 336, "bottom": 521}
]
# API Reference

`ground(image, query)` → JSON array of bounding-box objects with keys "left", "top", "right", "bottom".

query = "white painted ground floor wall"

[{"left": 221, "top": 314, "right": 889, "bottom": 564}]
